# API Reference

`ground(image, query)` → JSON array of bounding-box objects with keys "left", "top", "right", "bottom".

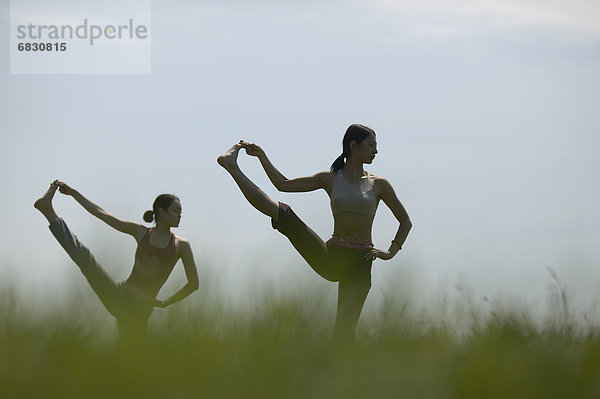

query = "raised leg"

[
  {"left": 48, "top": 217, "right": 121, "bottom": 317},
  {"left": 217, "top": 143, "right": 279, "bottom": 220},
  {"left": 219, "top": 144, "right": 337, "bottom": 280},
  {"left": 34, "top": 181, "right": 60, "bottom": 224},
  {"left": 273, "top": 203, "right": 337, "bottom": 282}
]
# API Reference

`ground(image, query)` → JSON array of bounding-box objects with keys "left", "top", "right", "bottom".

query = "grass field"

[{"left": 2, "top": 274, "right": 600, "bottom": 399}]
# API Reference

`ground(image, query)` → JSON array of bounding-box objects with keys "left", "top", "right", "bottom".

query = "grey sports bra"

[{"left": 330, "top": 170, "right": 378, "bottom": 218}]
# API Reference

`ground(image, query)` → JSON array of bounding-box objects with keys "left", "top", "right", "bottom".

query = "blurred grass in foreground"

[{"left": 2, "top": 275, "right": 600, "bottom": 399}]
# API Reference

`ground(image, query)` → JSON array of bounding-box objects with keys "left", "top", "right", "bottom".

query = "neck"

[
  {"left": 343, "top": 158, "right": 365, "bottom": 179},
  {"left": 153, "top": 221, "right": 171, "bottom": 234}
]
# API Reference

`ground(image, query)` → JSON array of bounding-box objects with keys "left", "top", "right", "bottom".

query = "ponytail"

[
  {"left": 143, "top": 210, "right": 155, "bottom": 223},
  {"left": 330, "top": 153, "right": 346, "bottom": 172}
]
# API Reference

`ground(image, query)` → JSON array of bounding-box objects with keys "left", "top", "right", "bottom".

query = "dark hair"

[
  {"left": 143, "top": 194, "right": 180, "bottom": 223},
  {"left": 330, "top": 124, "right": 376, "bottom": 172}
]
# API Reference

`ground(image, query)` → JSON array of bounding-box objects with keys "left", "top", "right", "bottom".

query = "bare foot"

[
  {"left": 34, "top": 182, "right": 59, "bottom": 223},
  {"left": 217, "top": 143, "right": 242, "bottom": 171}
]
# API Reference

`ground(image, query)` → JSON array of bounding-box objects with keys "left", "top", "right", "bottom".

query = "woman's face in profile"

[
  {"left": 354, "top": 133, "right": 378, "bottom": 164},
  {"left": 160, "top": 200, "right": 182, "bottom": 227}
]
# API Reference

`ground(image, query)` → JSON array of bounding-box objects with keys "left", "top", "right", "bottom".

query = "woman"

[
  {"left": 217, "top": 124, "right": 412, "bottom": 338},
  {"left": 34, "top": 180, "right": 199, "bottom": 339}
]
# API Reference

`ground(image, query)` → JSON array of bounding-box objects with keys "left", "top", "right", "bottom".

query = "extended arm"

[
  {"left": 240, "top": 141, "right": 329, "bottom": 192},
  {"left": 367, "top": 178, "right": 412, "bottom": 261},
  {"left": 56, "top": 181, "right": 146, "bottom": 241},
  {"left": 155, "top": 240, "right": 199, "bottom": 308}
]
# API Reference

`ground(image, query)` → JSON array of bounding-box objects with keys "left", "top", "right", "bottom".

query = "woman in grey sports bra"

[{"left": 218, "top": 124, "right": 412, "bottom": 339}]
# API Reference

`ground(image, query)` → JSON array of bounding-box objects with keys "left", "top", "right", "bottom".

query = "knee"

[{"left": 71, "top": 250, "right": 96, "bottom": 270}]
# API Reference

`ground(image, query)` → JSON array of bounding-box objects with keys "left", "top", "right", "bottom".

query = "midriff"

[{"left": 332, "top": 211, "right": 374, "bottom": 242}]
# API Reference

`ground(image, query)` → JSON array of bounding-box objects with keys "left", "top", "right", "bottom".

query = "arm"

[
  {"left": 56, "top": 181, "right": 146, "bottom": 241},
  {"left": 155, "top": 240, "right": 199, "bottom": 308},
  {"left": 367, "top": 178, "right": 412, "bottom": 261},
  {"left": 240, "top": 141, "right": 328, "bottom": 192}
]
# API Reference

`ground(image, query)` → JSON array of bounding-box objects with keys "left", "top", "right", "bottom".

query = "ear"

[
  {"left": 349, "top": 140, "right": 358, "bottom": 154},
  {"left": 158, "top": 208, "right": 167, "bottom": 218}
]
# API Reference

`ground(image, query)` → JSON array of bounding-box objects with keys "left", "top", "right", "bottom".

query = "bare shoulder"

[
  {"left": 134, "top": 225, "right": 149, "bottom": 243},
  {"left": 174, "top": 236, "right": 193, "bottom": 261},
  {"left": 319, "top": 170, "right": 336, "bottom": 183},
  {"left": 371, "top": 173, "right": 391, "bottom": 187},
  {"left": 174, "top": 236, "right": 192, "bottom": 254},
  {"left": 318, "top": 170, "right": 337, "bottom": 192},
  {"left": 175, "top": 236, "right": 190, "bottom": 247},
  {"left": 370, "top": 174, "right": 395, "bottom": 198}
]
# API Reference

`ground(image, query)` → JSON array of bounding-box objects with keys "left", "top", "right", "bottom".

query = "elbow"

[
  {"left": 189, "top": 280, "right": 199, "bottom": 291},
  {"left": 404, "top": 217, "right": 413, "bottom": 230},
  {"left": 275, "top": 179, "right": 289, "bottom": 192}
]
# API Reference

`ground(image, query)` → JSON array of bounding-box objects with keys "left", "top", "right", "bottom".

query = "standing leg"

[
  {"left": 116, "top": 311, "right": 152, "bottom": 342},
  {"left": 329, "top": 246, "right": 373, "bottom": 340},
  {"left": 35, "top": 184, "right": 121, "bottom": 316},
  {"left": 332, "top": 280, "right": 371, "bottom": 340},
  {"left": 113, "top": 283, "right": 154, "bottom": 344}
]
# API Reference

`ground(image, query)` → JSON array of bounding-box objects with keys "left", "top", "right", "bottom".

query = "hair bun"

[{"left": 143, "top": 210, "right": 154, "bottom": 223}]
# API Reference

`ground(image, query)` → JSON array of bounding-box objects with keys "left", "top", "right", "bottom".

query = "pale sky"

[{"left": 1, "top": 0, "right": 599, "bottom": 326}]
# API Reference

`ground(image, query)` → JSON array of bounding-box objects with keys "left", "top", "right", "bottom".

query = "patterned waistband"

[{"left": 327, "top": 235, "right": 374, "bottom": 250}]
